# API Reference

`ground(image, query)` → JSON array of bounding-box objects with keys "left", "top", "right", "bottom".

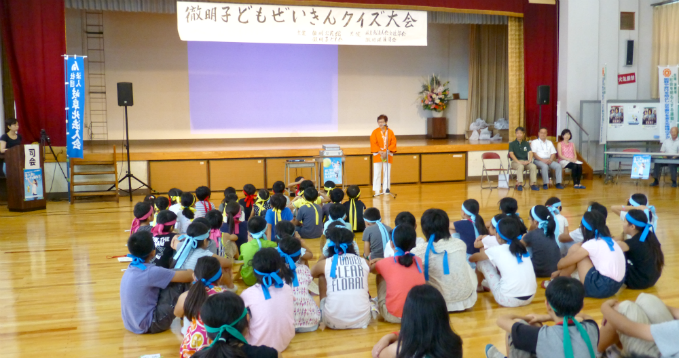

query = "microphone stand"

[{"left": 374, "top": 124, "right": 397, "bottom": 198}]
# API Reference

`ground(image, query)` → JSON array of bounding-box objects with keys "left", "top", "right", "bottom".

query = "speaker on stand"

[
  {"left": 537, "top": 85, "right": 550, "bottom": 131},
  {"left": 109, "top": 82, "right": 153, "bottom": 201}
]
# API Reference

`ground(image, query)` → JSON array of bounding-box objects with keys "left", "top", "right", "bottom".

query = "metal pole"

[{"left": 125, "top": 105, "right": 132, "bottom": 202}]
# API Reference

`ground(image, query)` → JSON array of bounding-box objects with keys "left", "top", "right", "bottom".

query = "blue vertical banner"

[{"left": 66, "top": 57, "right": 85, "bottom": 159}]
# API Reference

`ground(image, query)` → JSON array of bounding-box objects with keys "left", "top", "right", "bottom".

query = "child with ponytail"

[
  {"left": 265, "top": 194, "right": 294, "bottom": 242},
  {"left": 251, "top": 189, "right": 271, "bottom": 219},
  {"left": 168, "top": 188, "right": 183, "bottom": 213},
  {"left": 451, "top": 199, "right": 489, "bottom": 269},
  {"left": 311, "top": 225, "right": 371, "bottom": 330},
  {"left": 369, "top": 224, "right": 426, "bottom": 323},
  {"left": 131, "top": 201, "right": 154, "bottom": 234},
  {"left": 552, "top": 211, "right": 625, "bottom": 298},
  {"left": 206, "top": 209, "right": 239, "bottom": 261},
  {"left": 470, "top": 217, "right": 536, "bottom": 307},
  {"left": 523, "top": 205, "right": 561, "bottom": 277},
  {"left": 193, "top": 292, "right": 280, "bottom": 358},
  {"left": 241, "top": 248, "right": 295, "bottom": 352},
  {"left": 239, "top": 184, "right": 258, "bottom": 220},
  {"left": 221, "top": 200, "right": 247, "bottom": 250},
  {"left": 177, "top": 256, "right": 225, "bottom": 357},
  {"left": 239, "top": 216, "right": 278, "bottom": 287},
  {"left": 277, "top": 235, "right": 319, "bottom": 333},
  {"left": 411, "top": 209, "right": 477, "bottom": 312},
  {"left": 150, "top": 210, "right": 178, "bottom": 268},
  {"left": 616, "top": 209, "right": 664, "bottom": 290},
  {"left": 176, "top": 192, "right": 197, "bottom": 235},
  {"left": 612, "top": 193, "right": 658, "bottom": 234},
  {"left": 343, "top": 185, "right": 366, "bottom": 232}
]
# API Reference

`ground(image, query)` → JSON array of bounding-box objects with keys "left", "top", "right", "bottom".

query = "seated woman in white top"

[{"left": 410, "top": 209, "right": 477, "bottom": 312}]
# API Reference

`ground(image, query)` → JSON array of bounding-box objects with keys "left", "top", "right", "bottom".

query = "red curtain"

[
  {"left": 0, "top": 0, "right": 66, "bottom": 145},
  {"left": 523, "top": 2, "right": 559, "bottom": 137}
]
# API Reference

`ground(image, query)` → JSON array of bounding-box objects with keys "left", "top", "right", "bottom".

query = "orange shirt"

[
  {"left": 370, "top": 127, "right": 397, "bottom": 163},
  {"left": 375, "top": 257, "right": 426, "bottom": 318}
]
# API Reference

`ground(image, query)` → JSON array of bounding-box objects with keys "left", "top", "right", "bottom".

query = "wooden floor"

[{"left": 0, "top": 179, "right": 677, "bottom": 357}]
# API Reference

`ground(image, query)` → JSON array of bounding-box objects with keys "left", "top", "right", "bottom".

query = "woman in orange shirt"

[{"left": 370, "top": 114, "right": 397, "bottom": 196}]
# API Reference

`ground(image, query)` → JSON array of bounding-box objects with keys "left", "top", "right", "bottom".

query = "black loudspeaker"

[
  {"left": 625, "top": 40, "right": 634, "bottom": 66},
  {"left": 117, "top": 82, "right": 134, "bottom": 106},
  {"left": 537, "top": 85, "right": 550, "bottom": 105}
]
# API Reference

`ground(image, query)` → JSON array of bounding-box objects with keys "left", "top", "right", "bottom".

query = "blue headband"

[
  {"left": 629, "top": 196, "right": 657, "bottom": 231},
  {"left": 498, "top": 232, "right": 531, "bottom": 263},
  {"left": 195, "top": 267, "right": 223, "bottom": 289},
  {"left": 625, "top": 213, "right": 653, "bottom": 242},
  {"left": 462, "top": 204, "right": 480, "bottom": 239},
  {"left": 531, "top": 206, "right": 550, "bottom": 236},
  {"left": 587, "top": 205, "right": 592, "bottom": 212},
  {"left": 250, "top": 226, "right": 268, "bottom": 240},
  {"left": 548, "top": 202, "right": 562, "bottom": 216},
  {"left": 391, "top": 226, "right": 422, "bottom": 273},
  {"left": 327, "top": 241, "right": 348, "bottom": 279},
  {"left": 173, "top": 232, "right": 211, "bottom": 269},
  {"left": 253, "top": 269, "right": 283, "bottom": 300},
  {"left": 205, "top": 308, "right": 249, "bottom": 347},
  {"left": 365, "top": 218, "right": 390, "bottom": 251},
  {"left": 277, "top": 247, "right": 301, "bottom": 287},
  {"left": 127, "top": 253, "right": 148, "bottom": 270},
  {"left": 491, "top": 217, "right": 499, "bottom": 230},
  {"left": 581, "top": 217, "right": 615, "bottom": 251},
  {"left": 424, "top": 234, "right": 449, "bottom": 281}
]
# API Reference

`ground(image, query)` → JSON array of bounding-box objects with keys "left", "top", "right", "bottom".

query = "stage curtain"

[
  {"left": 508, "top": 17, "right": 524, "bottom": 141},
  {"left": 0, "top": 0, "right": 66, "bottom": 145},
  {"left": 651, "top": 2, "right": 679, "bottom": 98},
  {"left": 523, "top": 2, "right": 558, "bottom": 137},
  {"left": 467, "top": 24, "right": 509, "bottom": 127}
]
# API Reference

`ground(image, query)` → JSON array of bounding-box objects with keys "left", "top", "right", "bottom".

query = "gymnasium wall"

[{"left": 65, "top": 10, "right": 471, "bottom": 140}]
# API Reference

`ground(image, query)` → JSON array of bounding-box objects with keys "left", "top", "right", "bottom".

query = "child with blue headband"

[
  {"left": 362, "top": 207, "right": 393, "bottom": 259},
  {"left": 522, "top": 205, "right": 561, "bottom": 278},
  {"left": 411, "top": 209, "right": 478, "bottom": 312},
  {"left": 239, "top": 216, "right": 278, "bottom": 287},
  {"left": 320, "top": 204, "right": 357, "bottom": 257},
  {"left": 120, "top": 231, "right": 193, "bottom": 334},
  {"left": 177, "top": 256, "right": 226, "bottom": 357},
  {"left": 241, "top": 248, "right": 295, "bottom": 352},
  {"left": 615, "top": 209, "right": 664, "bottom": 290},
  {"left": 470, "top": 217, "right": 536, "bottom": 307},
  {"left": 369, "top": 224, "right": 426, "bottom": 323},
  {"left": 611, "top": 193, "right": 658, "bottom": 235},
  {"left": 546, "top": 197, "right": 569, "bottom": 248},
  {"left": 193, "top": 292, "right": 279, "bottom": 358},
  {"left": 486, "top": 277, "right": 598, "bottom": 358},
  {"left": 311, "top": 225, "right": 371, "bottom": 330},
  {"left": 451, "top": 199, "right": 489, "bottom": 270},
  {"left": 558, "top": 202, "right": 608, "bottom": 252},
  {"left": 278, "top": 234, "right": 319, "bottom": 333},
  {"left": 551, "top": 211, "right": 625, "bottom": 298}
]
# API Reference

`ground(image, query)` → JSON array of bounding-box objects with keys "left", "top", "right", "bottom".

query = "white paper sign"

[
  {"left": 24, "top": 144, "right": 39, "bottom": 169},
  {"left": 177, "top": 1, "right": 427, "bottom": 46},
  {"left": 658, "top": 65, "right": 679, "bottom": 142}
]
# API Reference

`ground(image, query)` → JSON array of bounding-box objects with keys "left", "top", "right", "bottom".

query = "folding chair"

[
  {"left": 615, "top": 148, "right": 641, "bottom": 185},
  {"left": 481, "top": 152, "right": 508, "bottom": 189},
  {"left": 507, "top": 153, "right": 529, "bottom": 188}
]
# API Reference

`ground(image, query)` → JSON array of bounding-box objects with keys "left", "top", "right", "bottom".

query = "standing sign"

[
  {"left": 322, "top": 157, "right": 342, "bottom": 185},
  {"left": 600, "top": 65, "right": 607, "bottom": 144},
  {"left": 177, "top": 1, "right": 427, "bottom": 46},
  {"left": 658, "top": 65, "right": 679, "bottom": 142},
  {"left": 24, "top": 144, "right": 40, "bottom": 169},
  {"left": 66, "top": 56, "right": 85, "bottom": 159},
  {"left": 631, "top": 154, "right": 651, "bottom": 180}
]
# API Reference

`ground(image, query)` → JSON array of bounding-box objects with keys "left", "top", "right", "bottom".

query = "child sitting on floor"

[
  {"left": 523, "top": 205, "right": 561, "bottom": 278},
  {"left": 322, "top": 188, "right": 344, "bottom": 222},
  {"left": 598, "top": 293, "right": 678, "bottom": 358},
  {"left": 343, "top": 185, "right": 366, "bottom": 232},
  {"left": 194, "top": 186, "right": 214, "bottom": 219},
  {"left": 252, "top": 189, "right": 271, "bottom": 219},
  {"left": 265, "top": 193, "right": 294, "bottom": 242},
  {"left": 221, "top": 200, "right": 247, "bottom": 249},
  {"left": 475, "top": 214, "right": 504, "bottom": 250},
  {"left": 293, "top": 187, "right": 324, "bottom": 239},
  {"left": 131, "top": 201, "right": 154, "bottom": 234},
  {"left": 239, "top": 216, "right": 278, "bottom": 287},
  {"left": 150, "top": 210, "right": 178, "bottom": 269},
  {"left": 192, "top": 292, "right": 279, "bottom": 358},
  {"left": 151, "top": 196, "right": 169, "bottom": 227},
  {"left": 551, "top": 211, "right": 625, "bottom": 298},
  {"left": 615, "top": 209, "right": 664, "bottom": 290},
  {"left": 558, "top": 202, "right": 608, "bottom": 253},
  {"left": 277, "top": 234, "right": 319, "bottom": 333},
  {"left": 546, "top": 196, "right": 569, "bottom": 243},
  {"left": 411, "top": 208, "right": 477, "bottom": 312},
  {"left": 394, "top": 211, "right": 427, "bottom": 246},
  {"left": 470, "top": 217, "right": 536, "bottom": 308},
  {"left": 206, "top": 209, "right": 238, "bottom": 260},
  {"left": 176, "top": 256, "right": 224, "bottom": 357},
  {"left": 239, "top": 184, "right": 258, "bottom": 220},
  {"left": 272, "top": 180, "right": 291, "bottom": 207},
  {"left": 451, "top": 199, "right": 489, "bottom": 270},
  {"left": 322, "top": 221, "right": 360, "bottom": 258},
  {"left": 311, "top": 225, "right": 371, "bottom": 330},
  {"left": 362, "top": 207, "right": 393, "bottom": 259},
  {"left": 369, "top": 224, "right": 426, "bottom": 323},
  {"left": 120, "top": 231, "right": 193, "bottom": 334},
  {"left": 168, "top": 188, "right": 183, "bottom": 215},
  {"left": 176, "top": 192, "right": 197, "bottom": 235},
  {"left": 485, "top": 277, "right": 598, "bottom": 358},
  {"left": 241, "top": 248, "right": 295, "bottom": 352},
  {"left": 499, "top": 197, "right": 528, "bottom": 234}
]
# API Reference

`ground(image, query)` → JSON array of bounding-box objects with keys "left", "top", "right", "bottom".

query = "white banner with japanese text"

[
  {"left": 177, "top": 1, "right": 427, "bottom": 46},
  {"left": 600, "top": 65, "right": 607, "bottom": 144},
  {"left": 658, "top": 65, "right": 679, "bottom": 142}
]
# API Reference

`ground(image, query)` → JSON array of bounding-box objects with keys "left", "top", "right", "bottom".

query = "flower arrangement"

[{"left": 419, "top": 74, "right": 453, "bottom": 112}]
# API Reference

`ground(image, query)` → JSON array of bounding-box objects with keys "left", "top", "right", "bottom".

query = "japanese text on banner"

[
  {"left": 66, "top": 57, "right": 84, "bottom": 159},
  {"left": 177, "top": 1, "right": 427, "bottom": 46},
  {"left": 658, "top": 66, "right": 679, "bottom": 142}
]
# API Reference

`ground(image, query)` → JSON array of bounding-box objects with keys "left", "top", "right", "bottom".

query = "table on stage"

[{"left": 604, "top": 151, "right": 679, "bottom": 184}]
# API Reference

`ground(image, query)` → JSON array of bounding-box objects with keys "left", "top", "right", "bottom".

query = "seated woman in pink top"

[
  {"left": 240, "top": 248, "right": 295, "bottom": 353},
  {"left": 557, "top": 129, "right": 586, "bottom": 189}
]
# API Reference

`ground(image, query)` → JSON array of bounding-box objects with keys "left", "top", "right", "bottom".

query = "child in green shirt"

[{"left": 239, "top": 215, "right": 278, "bottom": 286}]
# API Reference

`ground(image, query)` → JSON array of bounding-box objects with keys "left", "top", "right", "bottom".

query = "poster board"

[{"left": 606, "top": 100, "right": 663, "bottom": 142}]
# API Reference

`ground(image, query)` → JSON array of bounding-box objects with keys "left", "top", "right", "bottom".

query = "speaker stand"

[
  {"left": 538, "top": 104, "right": 542, "bottom": 130},
  {"left": 108, "top": 105, "right": 153, "bottom": 201}
]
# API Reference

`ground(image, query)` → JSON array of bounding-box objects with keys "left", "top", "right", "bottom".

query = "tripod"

[
  {"left": 108, "top": 105, "right": 152, "bottom": 201},
  {"left": 40, "top": 129, "right": 68, "bottom": 182}
]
